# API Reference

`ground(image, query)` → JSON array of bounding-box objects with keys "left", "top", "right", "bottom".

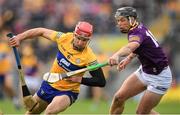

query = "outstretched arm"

[
  {"left": 8, "top": 28, "right": 55, "bottom": 47},
  {"left": 109, "top": 41, "right": 140, "bottom": 66}
]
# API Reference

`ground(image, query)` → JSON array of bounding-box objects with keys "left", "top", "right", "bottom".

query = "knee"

[{"left": 113, "top": 93, "right": 127, "bottom": 104}]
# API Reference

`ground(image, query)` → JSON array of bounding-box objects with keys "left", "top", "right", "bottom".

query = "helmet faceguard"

[{"left": 74, "top": 21, "right": 93, "bottom": 38}]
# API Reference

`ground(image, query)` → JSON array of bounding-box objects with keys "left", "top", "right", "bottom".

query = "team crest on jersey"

[{"left": 75, "top": 58, "right": 81, "bottom": 64}]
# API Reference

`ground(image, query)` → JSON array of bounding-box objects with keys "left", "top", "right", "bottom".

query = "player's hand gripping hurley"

[{"left": 43, "top": 62, "right": 109, "bottom": 83}]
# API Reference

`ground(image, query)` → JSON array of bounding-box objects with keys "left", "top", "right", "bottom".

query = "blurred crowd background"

[{"left": 0, "top": 0, "right": 180, "bottom": 112}]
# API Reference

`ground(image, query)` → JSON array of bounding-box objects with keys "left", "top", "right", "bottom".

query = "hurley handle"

[
  {"left": 87, "top": 62, "right": 109, "bottom": 71},
  {"left": 7, "top": 33, "right": 22, "bottom": 69}
]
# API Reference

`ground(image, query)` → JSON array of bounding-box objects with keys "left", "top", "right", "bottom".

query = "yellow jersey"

[{"left": 49, "top": 31, "right": 97, "bottom": 93}]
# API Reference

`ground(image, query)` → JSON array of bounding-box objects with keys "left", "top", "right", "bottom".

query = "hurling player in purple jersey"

[{"left": 108, "top": 7, "right": 172, "bottom": 114}]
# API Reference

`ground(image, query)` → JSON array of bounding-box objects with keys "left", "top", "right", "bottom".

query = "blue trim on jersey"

[
  {"left": 37, "top": 81, "right": 79, "bottom": 104},
  {"left": 56, "top": 51, "right": 85, "bottom": 71}
]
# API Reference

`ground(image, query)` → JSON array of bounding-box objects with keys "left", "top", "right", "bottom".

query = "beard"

[{"left": 73, "top": 43, "right": 84, "bottom": 51}]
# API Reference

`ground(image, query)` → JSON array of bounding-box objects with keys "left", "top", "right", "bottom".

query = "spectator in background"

[
  {"left": 0, "top": 39, "right": 14, "bottom": 99},
  {"left": 21, "top": 43, "right": 41, "bottom": 94}
]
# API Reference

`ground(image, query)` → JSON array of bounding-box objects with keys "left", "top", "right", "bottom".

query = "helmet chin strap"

[
  {"left": 128, "top": 17, "right": 133, "bottom": 26},
  {"left": 128, "top": 17, "right": 138, "bottom": 28}
]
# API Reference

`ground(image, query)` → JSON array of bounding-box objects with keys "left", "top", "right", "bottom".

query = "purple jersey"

[{"left": 128, "top": 23, "right": 168, "bottom": 75}]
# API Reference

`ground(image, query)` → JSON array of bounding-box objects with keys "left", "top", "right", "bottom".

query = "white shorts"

[{"left": 134, "top": 66, "right": 172, "bottom": 95}]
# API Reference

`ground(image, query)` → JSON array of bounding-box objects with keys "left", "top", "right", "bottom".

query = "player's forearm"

[
  {"left": 113, "top": 46, "right": 132, "bottom": 58},
  {"left": 81, "top": 68, "right": 106, "bottom": 87},
  {"left": 126, "top": 53, "right": 136, "bottom": 60},
  {"left": 16, "top": 28, "right": 46, "bottom": 41}
]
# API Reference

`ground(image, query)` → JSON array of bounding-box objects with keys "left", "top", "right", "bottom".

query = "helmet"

[
  {"left": 74, "top": 21, "right": 93, "bottom": 38},
  {"left": 115, "top": 7, "right": 137, "bottom": 19}
]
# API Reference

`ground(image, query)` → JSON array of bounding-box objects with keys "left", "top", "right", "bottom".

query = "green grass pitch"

[{"left": 0, "top": 98, "right": 180, "bottom": 114}]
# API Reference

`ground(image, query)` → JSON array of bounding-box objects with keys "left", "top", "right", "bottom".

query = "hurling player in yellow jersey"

[{"left": 9, "top": 21, "right": 106, "bottom": 114}]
